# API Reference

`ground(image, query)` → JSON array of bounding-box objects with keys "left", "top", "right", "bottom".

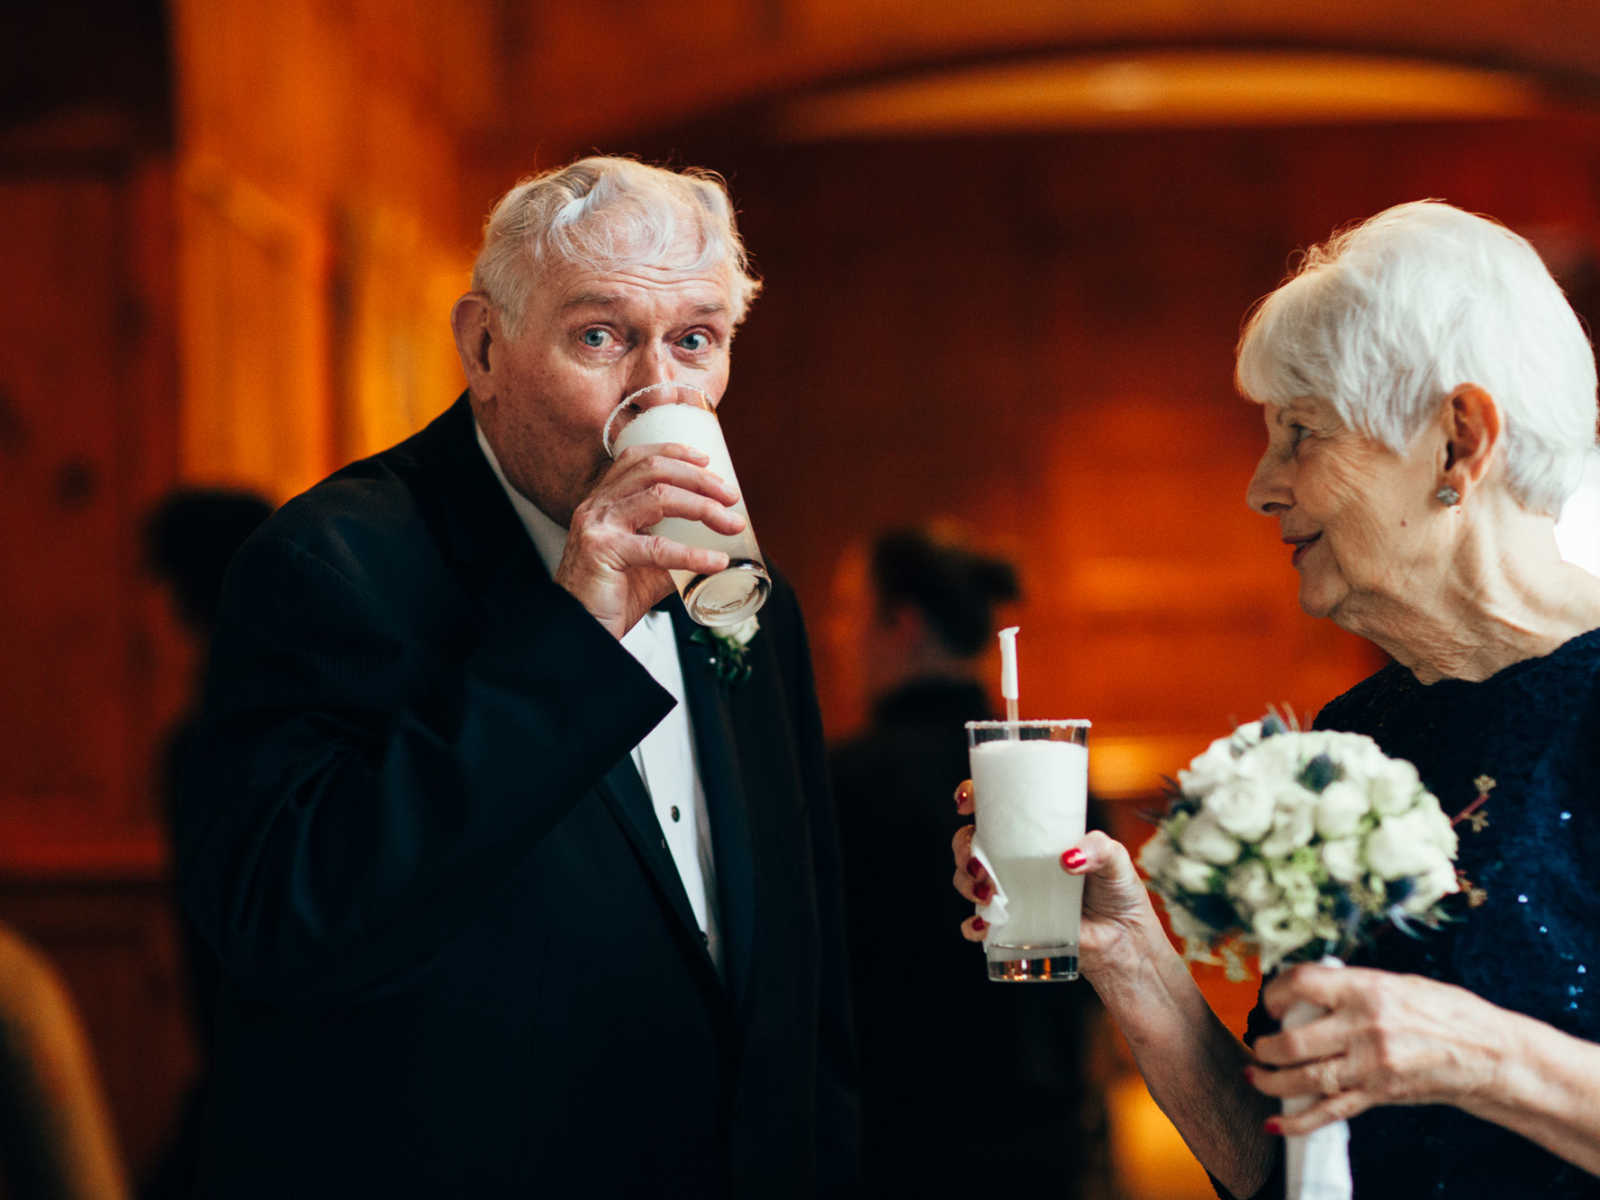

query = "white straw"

[{"left": 998, "top": 626, "right": 1020, "bottom": 729}]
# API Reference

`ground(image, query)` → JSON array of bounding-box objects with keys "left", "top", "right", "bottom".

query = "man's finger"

[{"left": 604, "top": 449, "right": 739, "bottom": 506}]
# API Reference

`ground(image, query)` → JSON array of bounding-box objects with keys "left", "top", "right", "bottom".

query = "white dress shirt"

[{"left": 474, "top": 422, "right": 722, "bottom": 970}]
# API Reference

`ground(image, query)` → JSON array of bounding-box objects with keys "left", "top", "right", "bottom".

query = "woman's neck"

[{"left": 1336, "top": 506, "right": 1600, "bottom": 684}]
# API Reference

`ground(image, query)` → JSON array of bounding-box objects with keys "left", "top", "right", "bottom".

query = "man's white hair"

[
  {"left": 1236, "top": 200, "right": 1599, "bottom": 516},
  {"left": 471, "top": 155, "right": 762, "bottom": 333}
]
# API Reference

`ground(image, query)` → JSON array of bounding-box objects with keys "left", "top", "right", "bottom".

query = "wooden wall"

[{"left": 7, "top": 4, "right": 1600, "bottom": 1187}]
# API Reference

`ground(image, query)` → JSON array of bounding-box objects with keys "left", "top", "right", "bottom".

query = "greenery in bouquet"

[{"left": 1139, "top": 715, "right": 1460, "bottom": 979}]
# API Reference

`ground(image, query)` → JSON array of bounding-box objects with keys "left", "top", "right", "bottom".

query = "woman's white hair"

[
  {"left": 471, "top": 155, "right": 762, "bottom": 333},
  {"left": 1236, "top": 200, "right": 1599, "bottom": 516}
]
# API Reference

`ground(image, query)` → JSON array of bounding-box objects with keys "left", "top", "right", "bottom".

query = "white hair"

[
  {"left": 471, "top": 155, "right": 762, "bottom": 333},
  {"left": 1236, "top": 200, "right": 1599, "bottom": 516}
]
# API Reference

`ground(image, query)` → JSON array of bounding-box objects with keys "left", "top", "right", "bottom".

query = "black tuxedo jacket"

[{"left": 175, "top": 396, "right": 858, "bottom": 1197}]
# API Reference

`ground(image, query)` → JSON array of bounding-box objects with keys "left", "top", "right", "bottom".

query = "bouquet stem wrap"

[{"left": 1281, "top": 956, "right": 1350, "bottom": 1200}]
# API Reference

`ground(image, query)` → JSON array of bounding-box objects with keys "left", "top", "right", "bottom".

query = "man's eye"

[
  {"left": 580, "top": 328, "right": 612, "bottom": 348},
  {"left": 1288, "top": 422, "right": 1309, "bottom": 449},
  {"left": 677, "top": 332, "right": 710, "bottom": 352}
]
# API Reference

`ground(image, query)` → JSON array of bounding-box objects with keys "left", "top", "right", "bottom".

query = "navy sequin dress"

[{"left": 1240, "top": 627, "right": 1600, "bottom": 1199}]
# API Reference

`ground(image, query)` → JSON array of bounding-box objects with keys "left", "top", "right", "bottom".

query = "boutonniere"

[{"left": 690, "top": 616, "right": 759, "bottom": 685}]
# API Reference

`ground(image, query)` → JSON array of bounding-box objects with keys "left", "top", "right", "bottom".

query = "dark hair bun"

[{"left": 870, "top": 529, "right": 1020, "bottom": 656}]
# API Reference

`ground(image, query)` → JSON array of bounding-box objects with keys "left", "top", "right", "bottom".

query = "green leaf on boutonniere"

[{"left": 690, "top": 616, "right": 759, "bottom": 685}]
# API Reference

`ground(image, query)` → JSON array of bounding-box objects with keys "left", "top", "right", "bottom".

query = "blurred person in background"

[
  {"left": 139, "top": 486, "right": 272, "bottom": 1200},
  {"left": 172, "top": 156, "right": 856, "bottom": 1198},
  {"left": 0, "top": 922, "right": 128, "bottom": 1199},
  {"left": 951, "top": 201, "right": 1600, "bottom": 1198},
  {"left": 832, "top": 528, "right": 1113, "bottom": 1199}
]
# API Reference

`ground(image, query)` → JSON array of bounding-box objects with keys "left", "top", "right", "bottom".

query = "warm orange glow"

[{"left": 776, "top": 51, "right": 1554, "bottom": 140}]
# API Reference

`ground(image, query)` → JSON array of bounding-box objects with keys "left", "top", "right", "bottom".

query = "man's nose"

[{"left": 625, "top": 344, "right": 676, "bottom": 397}]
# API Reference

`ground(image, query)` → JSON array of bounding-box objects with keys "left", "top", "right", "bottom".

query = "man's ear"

[
  {"left": 1439, "top": 384, "right": 1503, "bottom": 496},
  {"left": 449, "top": 293, "right": 497, "bottom": 388}
]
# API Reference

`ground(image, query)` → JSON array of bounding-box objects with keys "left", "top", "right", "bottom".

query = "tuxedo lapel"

[
  {"left": 397, "top": 397, "right": 721, "bottom": 986},
  {"left": 672, "top": 604, "right": 758, "bottom": 1006},
  {"left": 594, "top": 758, "right": 720, "bottom": 979}
]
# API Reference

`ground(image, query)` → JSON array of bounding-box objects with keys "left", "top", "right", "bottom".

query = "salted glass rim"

[
  {"left": 602, "top": 381, "right": 714, "bottom": 459},
  {"left": 965, "top": 718, "right": 1091, "bottom": 729}
]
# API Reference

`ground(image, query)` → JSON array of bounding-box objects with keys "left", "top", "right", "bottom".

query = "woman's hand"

[
  {"left": 950, "top": 779, "right": 1161, "bottom": 979},
  {"left": 1246, "top": 963, "right": 1507, "bottom": 1135}
]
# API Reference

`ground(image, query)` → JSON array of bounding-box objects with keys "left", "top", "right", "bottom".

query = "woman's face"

[{"left": 1246, "top": 396, "right": 1442, "bottom": 623}]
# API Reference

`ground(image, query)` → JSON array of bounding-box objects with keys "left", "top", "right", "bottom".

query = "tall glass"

[
  {"left": 602, "top": 382, "right": 770, "bottom": 628},
  {"left": 966, "top": 719, "right": 1091, "bottom": 982}
]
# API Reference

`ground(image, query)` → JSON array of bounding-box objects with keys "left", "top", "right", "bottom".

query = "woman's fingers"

[
  {"left": 1264, "top": 1088, "right": 1375, "bottom": 1137},
  {"left": 953, "top": 779, "right": 974, "bottom": 815},
  {"left": 950, "top": 825, "right": 992, "bottom": 903},
  {"left": 1251, "top": 1010, "right": 1357, "bottom": 1068},
  {"left": 960, "top": 915, "right": 988, "bottom": 943}
]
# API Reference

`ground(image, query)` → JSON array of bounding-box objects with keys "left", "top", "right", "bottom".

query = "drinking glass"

[
  {"left": 602, "top": 382, "right": 770, "bottom": 628},
  {"left": 966, "top": 719, "right": 1091, "bottom": 982}
]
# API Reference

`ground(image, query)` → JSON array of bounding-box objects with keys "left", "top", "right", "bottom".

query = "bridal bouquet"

[
  {"left": 1139, "top": 715, "right": 1459, "bottom": 978},
  {"left": 1139, "top": 715, "right": 1462, "bottom": 1200}
]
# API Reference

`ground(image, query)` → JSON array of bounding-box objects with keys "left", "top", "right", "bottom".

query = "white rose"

[
  {"left": 1251, "top": 904, "right": 1314, "bottom": 973},
  {"left": 721, "top": 615, "right": 760, "bottom": 647},
  {"left": 1202, "top": 777, "right": 1277, "bottom": 841},
  {"left": 1237, "top": 736, "right": 1303, "bottom": 782},
  {"left": 1169, "top": 854, "right": 1218, "bottom": 893},
  {"left": 1321, "top": 836, "right": 1363, "bottom": 883},
  {"left": 1366, "top": 809, "right": 1456, "bottom": 882},
  {"left": 1367, "top": 757, "right": 1423, "bottom": 815},
  {"left": 1259, "top": 792, "right": 1316, "bottom": 858},
  {"left": 1225, "top": 859, "right": 1279, "bottom": 915},
  {"left": 1178, "top": 737, "right": 1239, "bottom": 798},
  {"left": 1401, "top": 857, "right": 1460, "bottom": 913},
  {"left": 1137, "top": 829, "right": 1177, "bottom": 879},
  {"left": 1177, "top": 811, "right": 1243, "bottom": 866},
  {"left": 1314, "top": 780, "right": 1370, "bottom": 840},
  {"left": 1407, "top": 792, "right": 1459, "bottom": 856}
]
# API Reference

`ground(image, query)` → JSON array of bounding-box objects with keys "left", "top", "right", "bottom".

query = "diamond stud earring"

[{"left": 1435, "top": 485, "right": 1461, "bottom": 506}]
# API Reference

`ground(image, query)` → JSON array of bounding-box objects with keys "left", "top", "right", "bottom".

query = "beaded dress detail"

[{"left": 1241, "top": 628, "right": 1600, "bottom": 1199}]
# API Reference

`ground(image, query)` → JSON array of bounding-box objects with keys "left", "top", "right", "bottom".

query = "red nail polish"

[
  {"left": 971, "top": 916, "right": 987, "bottom": 932},
  {"left": 1061, "top": 850, "right": 1085, "bottom": 870},
  {"left": 1243, "top": 1066, "right": 1256, "bottom": 1082},
  {"left": 965, "top": 858, "right": 984, "bottom": 879},
  {"left": 1264, "top": 1117, "right": 1282, "bottom": 1135},
  {"left": 975, "top": 881, "right": 994, "bottom": 901}
]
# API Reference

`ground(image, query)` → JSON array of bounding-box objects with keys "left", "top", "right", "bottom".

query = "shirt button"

[{"left": 670, "top": 805, "right": 681, "bottom": 822}]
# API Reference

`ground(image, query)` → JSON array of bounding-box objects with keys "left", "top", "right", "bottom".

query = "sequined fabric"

[{"left": 1240, "top": 626, "right": 1600, "bottom": 1198}]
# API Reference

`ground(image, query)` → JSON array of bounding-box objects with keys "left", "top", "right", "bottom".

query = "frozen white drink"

[
  {"left": 968, "top": 720, "right": 1090, "bottom": 982},
  {"left": 603, "top": 384, "right": 770, "bottom": 627}
]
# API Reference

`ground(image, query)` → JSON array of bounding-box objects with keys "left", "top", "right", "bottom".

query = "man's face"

[{"left": 467, "top": 230, "right": 735, "bottom": 525}]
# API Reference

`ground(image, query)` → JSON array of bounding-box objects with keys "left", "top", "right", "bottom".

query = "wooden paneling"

[{"left": 649, "top": 118, "right": 1600, "bottom": 776}]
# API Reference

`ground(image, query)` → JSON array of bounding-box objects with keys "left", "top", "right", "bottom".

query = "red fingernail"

[
  {"left": 975, "top": 881, "right": 994, "bottom": 901},
  {"left": 1243, "top": 1066, "right": 1256, "bottom": 1082},
  {"left": 966, "top": 859, "right": 984, "bottom": 879},
  {"left": 971, "top": 916, "right": 987, "bottom": 932},
  {"left": 1264, "top": 1117, "right": 1282, "bottom": 1135},
  {"left": 1061, "top": 850, "right": 1085, "bottom": 870}
]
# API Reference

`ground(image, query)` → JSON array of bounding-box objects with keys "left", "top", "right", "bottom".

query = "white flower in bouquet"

[
  {"left": 1177, "top": 811, "right": 1243, "bottom": 865},
  {"left": 1203, "top": 777, "right": 1278, "bottom": 841},
  {"left": 1140, "top": 714, "right": 1460, "bottom": 977},
  {"left": 1313, "top": 780, "right": 1368, "bottom": 840}
]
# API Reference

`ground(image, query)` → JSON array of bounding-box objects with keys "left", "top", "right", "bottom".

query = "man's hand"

[{"left": 555, "top": 441, "right": 746, "bottom": 638}]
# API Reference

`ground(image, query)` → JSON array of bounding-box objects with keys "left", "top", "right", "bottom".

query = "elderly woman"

[{"left": 952, "top": 200, "right": 1600, "bottom": 1198}]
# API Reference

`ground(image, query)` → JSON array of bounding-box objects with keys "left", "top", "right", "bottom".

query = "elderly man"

[{"left": 175, "top": 158, "right": 858, "bottom": 1198}]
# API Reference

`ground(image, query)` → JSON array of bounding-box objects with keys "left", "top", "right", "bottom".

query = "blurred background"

[{"left": 4, "top": 1, "right": 1600, "bottom": 1195}]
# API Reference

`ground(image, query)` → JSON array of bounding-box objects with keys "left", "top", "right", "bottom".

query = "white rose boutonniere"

[{"left": 690, "top": 616, "right": 760, "bottom": 685}]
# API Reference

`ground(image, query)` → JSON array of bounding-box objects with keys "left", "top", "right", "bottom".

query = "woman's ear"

[{"left": 1440, "top": 384, "right": 1503, "bottom": 496}]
